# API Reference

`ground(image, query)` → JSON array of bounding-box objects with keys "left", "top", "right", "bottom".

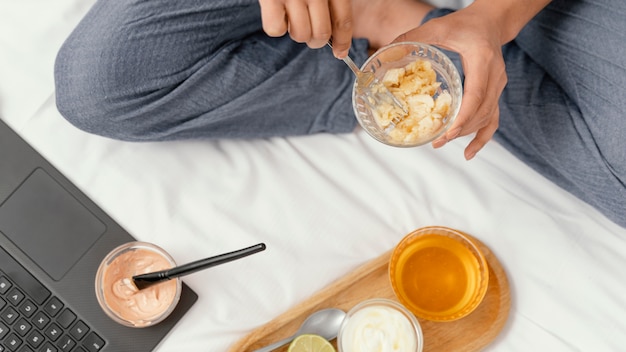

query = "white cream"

[{"left": 340, "top": 305, "right": 418, "bottom": 352}]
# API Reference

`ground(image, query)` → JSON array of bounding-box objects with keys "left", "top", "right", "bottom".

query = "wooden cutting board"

[{"left": 230, "top": 238, "right": 510, "bottom": 351}]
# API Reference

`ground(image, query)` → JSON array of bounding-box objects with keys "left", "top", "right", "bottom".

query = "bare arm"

[{"left": 482, "top": 0, "right": 553, "bottom": 44}]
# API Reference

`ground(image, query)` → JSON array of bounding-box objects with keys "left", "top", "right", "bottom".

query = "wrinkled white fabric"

[{"left": 1, "top": 1, "right": 625, "bottom": 351}]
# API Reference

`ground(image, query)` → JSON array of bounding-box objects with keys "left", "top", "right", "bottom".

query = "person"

[{"left": 54, "top": 0, "right": 626, "bottom": 228}]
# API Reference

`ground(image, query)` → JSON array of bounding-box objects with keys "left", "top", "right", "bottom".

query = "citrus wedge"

[{"left": 287, "top": 334, "right": 335, "bottom": 352}]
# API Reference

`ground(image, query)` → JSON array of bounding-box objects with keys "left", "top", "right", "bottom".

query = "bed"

[{"left": 2, "top": 1, "right": 625, "bottom": 351}]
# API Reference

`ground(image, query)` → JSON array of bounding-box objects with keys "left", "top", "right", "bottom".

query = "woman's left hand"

[{"left": 394, "top": 4, "right": 507, "bottom": 160}]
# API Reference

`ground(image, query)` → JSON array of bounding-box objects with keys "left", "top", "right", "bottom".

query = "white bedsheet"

[{"left": 2, "top": 1, "right": 625, "bottom": 351}]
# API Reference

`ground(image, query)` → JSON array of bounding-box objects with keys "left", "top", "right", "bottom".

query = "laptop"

[{"left": 0, "top": 118, "right": 197, "bottom": 352}]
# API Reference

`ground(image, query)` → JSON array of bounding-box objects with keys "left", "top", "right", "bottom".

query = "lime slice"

[{"left": 287, "top": 334, "right": 336, "bottom": 352}]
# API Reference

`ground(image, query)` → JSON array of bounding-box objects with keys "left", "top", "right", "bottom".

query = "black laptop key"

[
  {"left": 57, "top": 336, "right": 74, "bottom": 351},
  {"left": 56, "top": 335, "right": 76, "bottom": 352},
  {"left": 43, "top": 299, "right": 62, "bottom": 318},
  {"left": 69, "top": 320, "right": 88, "bottom": 341},
  {"left": 7, "top": 288, "right": 24, "bottom": 306},
  {"left": 0, "top": 321, "right": 8, "bottom": 339},
  {"left": 44, "top": 323, "right": 61, "bottom": 342},
  {"left": 82, "top": 332, "right": 104, "bottom": 352},
  {"left": 18, "top": 300, "right": 35, "bottom": 318},
  {"left": 14, "top": 318, "right": 31, "bottom": 336},
  {"left": 55, "top": 309, "right": 75, "bottom": 330},
  {"left": 1, "top": 306, "right": 19, "bottom": 324},
  {"left": 39, "top": 342, "right": 57, "bottom": 352},
  {"left": 25, "top": 330, "right": 44, "bottom": 348},
  {"left": 0, "top": 276, "right": 11, "bottom": 294},
  {"left": 4, "top": 331, "right": 22, "bottom": 351},
  {"left": 30, "top": 311, "right": 49, "bottom": 330}
]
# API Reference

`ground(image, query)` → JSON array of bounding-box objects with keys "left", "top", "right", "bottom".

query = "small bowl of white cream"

[{"left": 337, "top": 298, "right": 423, "bottom": 352}]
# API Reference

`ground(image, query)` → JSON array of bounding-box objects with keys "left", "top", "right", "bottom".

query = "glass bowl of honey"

[{"left": 389, "top": 226, "right": 489, "bottom": 321}]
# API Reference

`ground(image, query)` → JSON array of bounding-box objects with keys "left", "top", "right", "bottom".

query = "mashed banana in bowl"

[
  {"left": 352, "top": 42, "right": 462, "bottom": 148},
  {"left": 373, "top": 60, "right": 452, "bottom": 144}
]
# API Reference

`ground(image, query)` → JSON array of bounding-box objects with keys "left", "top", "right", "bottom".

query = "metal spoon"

[
  {"left": 254, "top": 308, "right": 346, "bottom": 352},
  {"left": 327, "top": 39, "right": 408, "bottom": 130}
]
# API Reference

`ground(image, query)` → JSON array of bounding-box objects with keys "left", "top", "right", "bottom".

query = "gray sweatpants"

[{"left": 54, "top": 0, "right": 626, "bottom": 228}]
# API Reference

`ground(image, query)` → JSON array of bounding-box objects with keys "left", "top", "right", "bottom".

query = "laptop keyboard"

[{"left": 0, "top": 248, "right": 105, "bottom": 352}]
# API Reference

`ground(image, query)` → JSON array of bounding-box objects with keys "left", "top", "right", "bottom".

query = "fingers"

[
  {"left": 432, "top": 51, "right": 506, "bottom": 158},
  {"left": 444, "top": 53, "right": 492, "bottom": 140},
  {"left": 328, "top": 0, "right": 352, "bottom": 58},
  {"left": 431, "top": 94, "right": 499, "bottom": 159},
  {"left": 259, "top": 0, "right": 352, "bottom": 56},
  {"left": 464, "top": 108, "right": 499, "bottom": 160},
  {"left": 259, "top": 0, "right": 288, "bottom": 37},
  {"left": 285, "top": 1, "right": 313, "bottom": 43},
  {"left": 307, "top": 0, "right": 332, "bottom": 48},
  {"left": 431, "top": 72, "right": 487, "bottom": 148}
]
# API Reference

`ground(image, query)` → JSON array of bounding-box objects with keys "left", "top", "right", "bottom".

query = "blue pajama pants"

[{"left": 54, "top": 0, "right": 626, "bottom": 228}]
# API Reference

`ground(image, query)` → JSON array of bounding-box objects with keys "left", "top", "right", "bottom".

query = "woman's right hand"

[{"left": 258, "top": 0, "right": 353, "bottom": 58}]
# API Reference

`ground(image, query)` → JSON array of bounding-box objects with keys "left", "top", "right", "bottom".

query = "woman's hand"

[
  {"left": 394, "top": 4, "right": 508, "bottom": 160},
  {"left": 258, "top": 0, "right": 353, "bottom": 58}
]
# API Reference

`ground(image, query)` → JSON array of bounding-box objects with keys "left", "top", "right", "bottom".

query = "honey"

[{"left": 389, "top": 227, "right": 488, "bottom": 321}]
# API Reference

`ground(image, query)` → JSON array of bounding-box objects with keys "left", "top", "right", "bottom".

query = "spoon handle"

[{"left": 253, "top": 334, "right": 295, "bottom": 352}]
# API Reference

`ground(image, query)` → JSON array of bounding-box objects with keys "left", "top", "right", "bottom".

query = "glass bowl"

[
  {"left": 95, "top": 241, "right": 182, "bottom": 328},
  {"left": 389, "top": 226, "right": 489, "bottom": 321},
  {"left": 352, "top": 42, "right": 462, "bottom": 147},
  {"left": 337, "top": 298, "right": 423, "bottom": 352}
]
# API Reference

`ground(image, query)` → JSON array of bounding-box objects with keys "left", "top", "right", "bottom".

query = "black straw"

[{"left": 132, "top": 243, "right": 266, "bottom": 290}]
